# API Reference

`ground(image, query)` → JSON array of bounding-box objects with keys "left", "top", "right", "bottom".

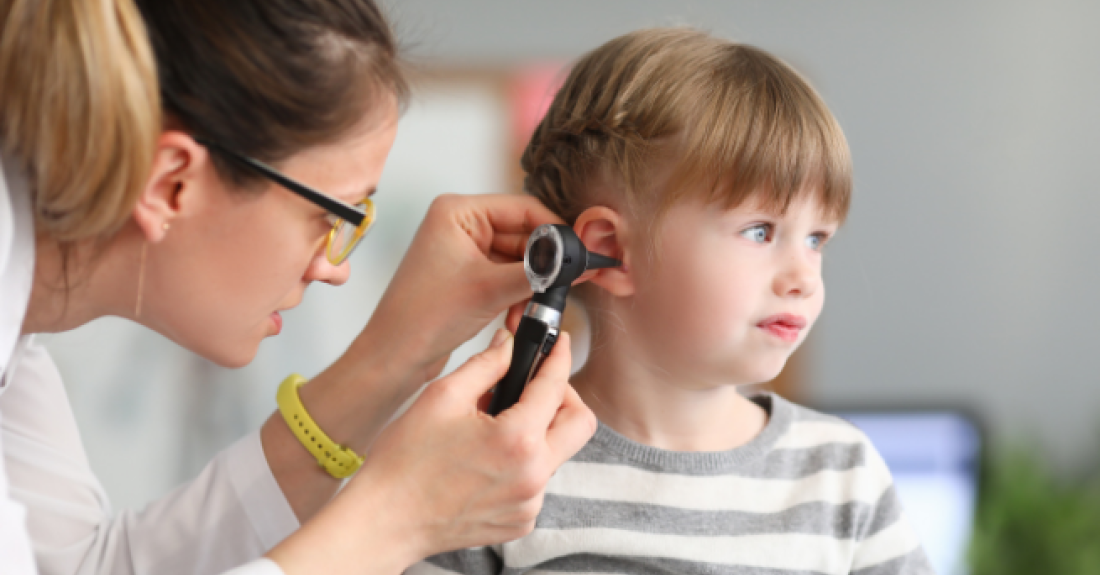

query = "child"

[{"left": 411, "top": 28, "right": 933, "bottom": 575}]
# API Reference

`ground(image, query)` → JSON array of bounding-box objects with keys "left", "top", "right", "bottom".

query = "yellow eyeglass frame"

[
  {"left": 195, "top": 136, "right": 378, "bottom": 266},
  {"left": 326, "top": 198, "right": 376, "bottom": 265}
]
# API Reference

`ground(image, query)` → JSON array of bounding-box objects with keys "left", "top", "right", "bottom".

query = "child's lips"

[{"left": 757, "top": 313, "right": 806, "bottom": 343}]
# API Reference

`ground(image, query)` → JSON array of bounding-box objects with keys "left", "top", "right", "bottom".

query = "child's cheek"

[{"left": 669, "top": 265, "right": 752, "bottom": 357}]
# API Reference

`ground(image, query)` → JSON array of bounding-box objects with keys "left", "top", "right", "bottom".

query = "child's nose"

[{"left": 774, "top": 254, "right": 818, "bottom": 298}]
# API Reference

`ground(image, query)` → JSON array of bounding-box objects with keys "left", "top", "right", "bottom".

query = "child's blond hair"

[{"left": 522, "top": 28, "right": 852, "bottom": 232}]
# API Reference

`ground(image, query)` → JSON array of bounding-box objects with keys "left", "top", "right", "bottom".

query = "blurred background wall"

[
  {"left": 378, "top": 0, "right": 1100, "bottom": 475},
  {"left": 41, "top": 0, "right": 1100, "bottom": 571}
]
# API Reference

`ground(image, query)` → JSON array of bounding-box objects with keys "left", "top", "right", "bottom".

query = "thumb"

[
  {"left": 432, "top": 329, "right": 514, "bottom": 404},
  {"left": 482, "top": 261, "right": 534, "bottom": 315}
]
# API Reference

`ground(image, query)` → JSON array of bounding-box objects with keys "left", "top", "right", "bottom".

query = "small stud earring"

[{"left": 163, "top": 222, "right": 171, "bottom": 231}]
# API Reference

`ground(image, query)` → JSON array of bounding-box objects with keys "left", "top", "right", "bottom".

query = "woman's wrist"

[
  {"left": 262, "top": 326, "right": 424, "bottom": 521},
  {"left": 301, "top": 323, "right": 427, "bottom": 452},
  {"left": 267, "top": 465, "right": 425, "bottom": 575}
]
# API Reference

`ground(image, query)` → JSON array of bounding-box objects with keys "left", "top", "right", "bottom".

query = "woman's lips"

[
  {"left": 270, "top": 311, "right": 283, "bottom": 335},
  {"left": 757, "top": 313, "right": 806, "bottom": 343}
]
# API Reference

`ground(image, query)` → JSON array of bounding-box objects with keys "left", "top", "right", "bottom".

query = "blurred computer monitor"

[{"left": 833, "top": 409, "right": 981, "bottom": 575}]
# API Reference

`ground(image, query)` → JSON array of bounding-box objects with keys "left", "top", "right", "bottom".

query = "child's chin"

[{"left": 737, "top": 358, "right": 790, "bottom": 386}]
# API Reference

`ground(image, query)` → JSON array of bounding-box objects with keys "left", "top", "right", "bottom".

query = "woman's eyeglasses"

[{"left": 195, "top": 137, "right": 376, "bottom": 265}]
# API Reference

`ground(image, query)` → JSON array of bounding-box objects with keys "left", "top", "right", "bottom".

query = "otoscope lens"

[{"left": 529, "top": 237, "right": 557, "bottom": 277}]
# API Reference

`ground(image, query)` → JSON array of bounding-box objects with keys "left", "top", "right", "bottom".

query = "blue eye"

[
  {"left": 806, "top": 233, "right": 828, "bottom": 251},
  {"left": 741, "top": 224, "right": 771, "bottom": 243}
]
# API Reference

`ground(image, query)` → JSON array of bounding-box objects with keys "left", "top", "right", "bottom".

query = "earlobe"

[
  {"left": 132, "top": 131, "right": 206, "bottom": 243},
  {"left": 574, "top": 206, "right": 635, "bottom": 297}
]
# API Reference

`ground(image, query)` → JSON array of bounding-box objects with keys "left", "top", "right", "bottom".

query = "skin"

[
  {"left": 569, "top": 190, "right": 838, "bottom": 453},
  {"left": 20, "top": 96, "right": 597, "bottom": 574}
]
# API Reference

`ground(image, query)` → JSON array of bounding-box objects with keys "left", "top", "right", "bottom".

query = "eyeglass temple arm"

[{"left": 195, "top": 137, "right": 366, "bottom": 227}]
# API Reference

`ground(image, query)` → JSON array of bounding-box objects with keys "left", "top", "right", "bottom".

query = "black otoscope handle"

[
  {"left": 487, "top": 287, "right": 567, "bottom": 416},
  {"left": 486, "top": 316, "right": 553, "bottom": 415}
]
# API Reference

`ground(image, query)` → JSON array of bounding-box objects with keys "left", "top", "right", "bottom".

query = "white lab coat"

[{"left": 0, "top": 153, "right": 291, "bottom": 575}]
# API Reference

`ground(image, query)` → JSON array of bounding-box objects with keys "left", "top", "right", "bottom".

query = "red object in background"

[{"left": 509, "top": 63, "right": 568, "bottom": 152}]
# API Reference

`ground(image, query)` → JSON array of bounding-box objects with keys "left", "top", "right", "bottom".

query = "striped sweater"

[{"left": 409, "top": 393, "right": 934, "bottom": 575}]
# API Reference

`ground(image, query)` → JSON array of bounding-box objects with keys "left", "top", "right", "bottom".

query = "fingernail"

[{"left": 491, "top": 328, "right": 511, "bottom": 348}]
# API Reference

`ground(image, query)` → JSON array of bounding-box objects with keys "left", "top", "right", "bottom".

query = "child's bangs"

[{"left": 664, "top": 56, "right": 852, "bottom": 224}]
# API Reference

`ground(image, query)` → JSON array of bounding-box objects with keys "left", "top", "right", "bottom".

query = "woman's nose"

[{"left": 305, "top": 249, "right": 351, "bottom": 286}]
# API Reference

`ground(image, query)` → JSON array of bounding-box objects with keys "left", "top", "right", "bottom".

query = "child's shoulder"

[
  {"left": 761, "top": 393, "right": 893, "bottom": 480},
  {"left": 768, "top": 393, "right": 871, "bottom": 444}
]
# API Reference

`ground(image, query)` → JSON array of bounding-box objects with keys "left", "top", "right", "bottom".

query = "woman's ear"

[
  {"left": 573, "top": 206, "right": 634, "bottom": 297},
  {"left": 131, "top": 131, "right": 208, "bottom": 242}
]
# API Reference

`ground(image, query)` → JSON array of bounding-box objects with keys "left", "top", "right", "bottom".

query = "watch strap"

[{"left": 276, "top": 374, "right": 364, "bottom": 479}]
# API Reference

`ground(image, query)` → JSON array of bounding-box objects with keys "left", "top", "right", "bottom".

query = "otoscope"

[{"left": 487, "top": 224, "right": 621, "bottom": 416}]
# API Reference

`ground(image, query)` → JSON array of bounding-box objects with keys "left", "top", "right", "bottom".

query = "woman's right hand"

[
  {"left": 352, "top": 193, "right": 564, "bottom": 384},
  {"left": 267, "top": 329, "right": 596, "bottom": 575}
]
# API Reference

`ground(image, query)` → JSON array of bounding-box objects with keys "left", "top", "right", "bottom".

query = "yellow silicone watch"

[{"left": 276, "top": 374, "right": 364, "bottom": 479}]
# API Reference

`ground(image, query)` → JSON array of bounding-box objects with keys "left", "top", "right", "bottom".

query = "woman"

[{"left": 0, "top": 1, "right": 597, "bottom": 574}]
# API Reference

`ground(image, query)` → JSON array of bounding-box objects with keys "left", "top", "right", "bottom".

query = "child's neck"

[{"left": 570, "top": 330, "right": 768, "bottom": 453}]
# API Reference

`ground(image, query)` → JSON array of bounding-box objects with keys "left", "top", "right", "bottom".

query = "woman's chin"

[{"left": 192, "top": 337, "right": 262, "bottom": 369}]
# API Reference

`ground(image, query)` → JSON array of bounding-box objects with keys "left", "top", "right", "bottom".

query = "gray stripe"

[
  {"left": 570, "top": 440, "right": 871, "bottom": 479},
  {"left": 426, "top": 548, "right": 500, "bottom": 574},
  {"left": 503, "top": 553, "right": 831, "bottom": 575},
  {"left": 851, "top": 548, "right": 936, "bottom": 575},
  {"left": 574, "top": 394, "right": 795, "bottom": 476},
  {"left": 859, "top": 485, "right": 906, "bottom": 539},
  {"left": 786, "top": 404, "right": 850, "bottom": 424},
  {"left": 537, "top": 494, "right": 869, "bottom": 539},
  {"left": 570, "top": 394, "right": 869, "bottom": 478}
]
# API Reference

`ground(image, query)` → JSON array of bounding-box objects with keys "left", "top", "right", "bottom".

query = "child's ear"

[{"left": 573, "top": 206, "right": 634, "bottom": 297}]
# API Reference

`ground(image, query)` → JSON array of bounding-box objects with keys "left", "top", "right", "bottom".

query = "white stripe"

[
  {"left": 407, "top": 562, "right": 453, "bottom": 575},
  {"left": 406, "top": 561, "right": 459, "bottom": 575},
  {"left": 406, "top": 547, "right": 492, "bottom": 575},
  {"left": 504, "top": 528, "right": 855, "bottom": 575},
  {"left": 773, "top": 420, "right": 867, "bottom": 450},
  {"left": 851, "top": 520, "right": 921, "bottom": 571},
  {"left": 548, "top": 460, "right": 892, "bottom": 513}
]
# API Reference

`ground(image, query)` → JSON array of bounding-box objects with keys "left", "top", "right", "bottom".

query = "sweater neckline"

[{"left": 587, "top": 393, "right": 794, "bottom": 474}]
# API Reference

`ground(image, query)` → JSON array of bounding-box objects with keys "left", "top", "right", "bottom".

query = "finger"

[
  {"left": 490, "top": 232, "right": 530, "bottom": 261},
  {"left": 473, "top": 194, "right": 564, "bottom": 236},
  {"left": 500, "top": 332, "right": 573, "bottom": 430},
  {"left": 436, "top": 334, "right": 514, "bottom": 403},
  {"left": 544, "top": 380, "right": 598, "bottom": 466},
  {"left": 487, "top": 251, "right": 515, "bottom": 265},
  {"left": 505, "top": 301, "right": 527, "bottom": 333},
  {"left": 476, "top": 389, "right": 494, "bottom": 413},
  {"left": 489, "top": 327, "right": 510, "bottom": 348},
  {"left": 481, "top": 261, "right": 535, "bottom": 314}
]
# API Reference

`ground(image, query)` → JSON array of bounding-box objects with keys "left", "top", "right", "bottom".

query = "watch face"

[{"left": 528, "top": 236, "right": 558, "bottom": 279}]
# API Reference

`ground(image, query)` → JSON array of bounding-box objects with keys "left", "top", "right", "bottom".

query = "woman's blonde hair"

[
  {"left": 0, "top": 0, "right": 161, "bottom": 242},
  {"left": 523, "top": 28, "right": 852, "bottom": 231}
]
